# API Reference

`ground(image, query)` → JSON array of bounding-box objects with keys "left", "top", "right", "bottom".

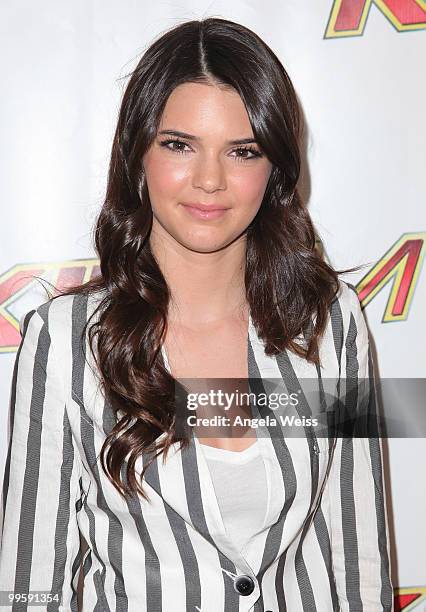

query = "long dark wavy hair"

[{"left": 42, "top": 16, "right": 363, "bottom": 501}]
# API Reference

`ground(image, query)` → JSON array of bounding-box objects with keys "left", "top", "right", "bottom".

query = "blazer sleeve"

[
  {"left": 323, "top": 284, "right": 394, "bottom": 612},
  {"left": 0, "top": 307, "right": 83, "bottom": 611}
]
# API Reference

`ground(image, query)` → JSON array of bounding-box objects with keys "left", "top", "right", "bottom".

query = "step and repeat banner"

[{"left": 1, "top": 1, "right": 425, "bottom": 609}]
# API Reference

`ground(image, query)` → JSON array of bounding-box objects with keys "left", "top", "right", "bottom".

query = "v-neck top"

[
  {"left": 201, "top": 441, "right": 268, "bottom": 555},
  {"left": 161, "top": 339, "right": 285, "bottom": 564}
]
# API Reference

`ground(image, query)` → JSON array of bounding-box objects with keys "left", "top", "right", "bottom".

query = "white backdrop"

[{"left": 1, "top": 1, "right": 425, "bottom": 608}]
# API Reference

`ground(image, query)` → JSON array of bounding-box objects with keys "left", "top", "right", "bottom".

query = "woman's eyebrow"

[{"left": 158, "top": 129, "right": 257, "bottom": 146}]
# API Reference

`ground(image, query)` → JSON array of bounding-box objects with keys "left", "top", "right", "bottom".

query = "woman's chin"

[{"left": 180, "top": 238, "right": 232, "bottom": 254}]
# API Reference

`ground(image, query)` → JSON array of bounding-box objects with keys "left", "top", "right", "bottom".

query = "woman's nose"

[{"left": 191, "top": 154, "right": 227, "bottom": 193}]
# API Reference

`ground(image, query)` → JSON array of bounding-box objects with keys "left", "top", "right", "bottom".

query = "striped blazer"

[{"left": 0, "top": 279, "right": 393, "bottom": 612}]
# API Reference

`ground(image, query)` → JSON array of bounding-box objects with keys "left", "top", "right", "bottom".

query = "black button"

[{"left": 233, "top": 574, "right": 255, "bottom": 596}]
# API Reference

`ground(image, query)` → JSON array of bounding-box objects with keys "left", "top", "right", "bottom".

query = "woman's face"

[{"left": 143, "top": 81, "right": 273, "bottom": 254}]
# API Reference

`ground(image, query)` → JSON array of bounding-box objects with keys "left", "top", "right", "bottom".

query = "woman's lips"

[{"left": 180, "top": 204, "right": 230, "bottom": 220}]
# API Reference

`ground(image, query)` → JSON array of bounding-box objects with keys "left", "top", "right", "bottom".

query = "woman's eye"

[
  {"left": 159, "top": 139, "right": 191, "bottom": 154},
  {"left": 231, "top": 147, "right": 261, "bottom": 161}
]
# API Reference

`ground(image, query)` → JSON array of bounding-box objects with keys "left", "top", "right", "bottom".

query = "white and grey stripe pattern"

[{"left": 0, "top": 279, "right": 393, "bottom": 611}]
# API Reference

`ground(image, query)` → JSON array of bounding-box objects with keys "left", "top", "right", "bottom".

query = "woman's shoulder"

[
  {"left": 330, "top": 277, "right": 368, "bottom": 343},
  {"left": 332, "top": 278, "right": 363, "bottom": 318},
  {"left": 20, "top": 289, "right": 107, "bottom": 345}
]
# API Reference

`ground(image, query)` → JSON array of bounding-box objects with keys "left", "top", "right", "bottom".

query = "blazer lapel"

[
  {"left": 139, "top": 425, "right": 258, "bottom": 575},
  {"left": 139, "top": 310, "right": 333, "bottom": 575}
]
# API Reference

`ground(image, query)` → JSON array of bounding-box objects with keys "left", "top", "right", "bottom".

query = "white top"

[{"left": 201, "top": 441, "right": 268, "bottom": 555}]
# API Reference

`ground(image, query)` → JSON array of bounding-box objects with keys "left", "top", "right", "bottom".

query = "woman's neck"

[{"left": 150, "top": 229, "right": 248, "bottom": 327}]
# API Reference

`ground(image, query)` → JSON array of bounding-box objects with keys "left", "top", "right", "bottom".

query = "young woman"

[{"left": 0, "top": 17, "right": 393, "bottom": 612}]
